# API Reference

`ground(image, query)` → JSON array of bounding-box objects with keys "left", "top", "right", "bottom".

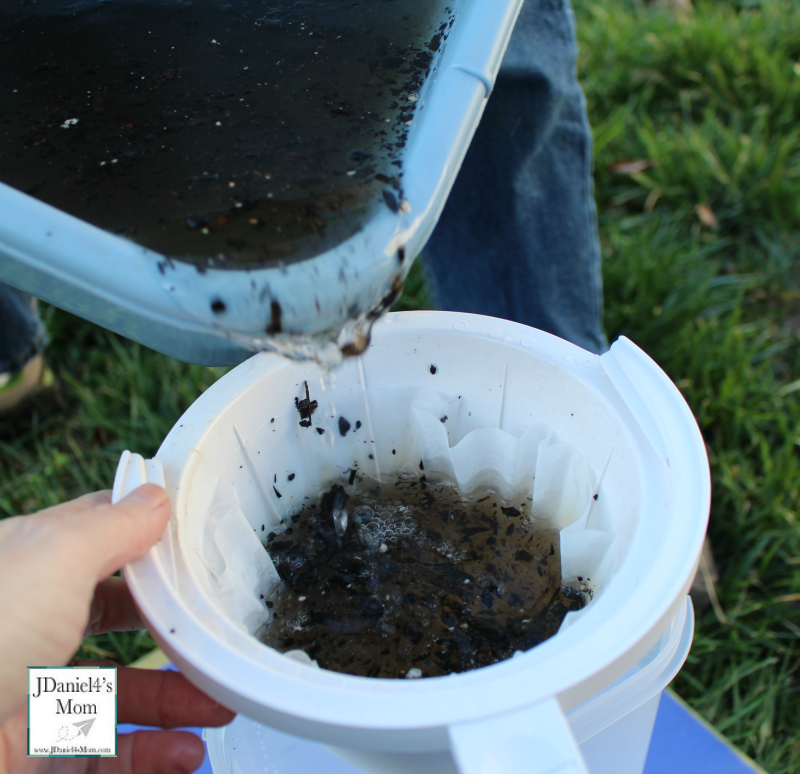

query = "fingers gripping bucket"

[{"left": 114, "top": 311, "right": 710, "bottom": 774}]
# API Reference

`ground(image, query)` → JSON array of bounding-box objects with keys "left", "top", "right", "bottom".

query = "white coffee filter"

[
  {"left": 178, "top": 371, "right": 623, "bottom": 642},
  {"left": 115, "top": 311, "right": 710, "bottom": 774}
]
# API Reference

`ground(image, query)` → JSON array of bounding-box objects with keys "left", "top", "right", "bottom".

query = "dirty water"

[
  {"left": 0, "top": 0, "right": 454, "bottom": 270},
  {"left": 260, "top": 479, "right": 586, "bottom": 679}
]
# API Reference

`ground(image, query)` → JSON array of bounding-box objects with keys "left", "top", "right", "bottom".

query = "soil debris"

[{"left": 260, "top": 479, "right": 585, "bottom": 678}]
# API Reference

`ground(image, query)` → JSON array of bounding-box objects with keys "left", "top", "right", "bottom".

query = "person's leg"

[
  {"left": 0, "top": 282, "right": 46, "bottom": 375},
  {"left": 424, "top": 0, "right": 607, "bottom": 354},
  {"left": 0, "top": 283, "right": 50, "bottom": 416}
]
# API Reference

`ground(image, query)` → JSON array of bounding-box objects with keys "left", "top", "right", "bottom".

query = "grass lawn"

[
  {"left": 575, "top": 1, "right": 800, "bottom": 770},
  {"left": 1, "top": 0, "right": 799, "bottom": 770}
]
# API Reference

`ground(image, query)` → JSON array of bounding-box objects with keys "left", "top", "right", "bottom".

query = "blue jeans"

[
  {"left": 425, "top": 0, "right": 607, "bottom": 355},
  {"left": 0, "top": 283, "right": 46, "bottom": 373}
]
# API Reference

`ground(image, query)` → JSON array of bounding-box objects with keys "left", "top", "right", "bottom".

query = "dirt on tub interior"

[
  {"left": 0, "top": 0, "right": 453, "bottom": 270},
  {"left": 260, "top": 479, "right": 587, "bottom": 679}
]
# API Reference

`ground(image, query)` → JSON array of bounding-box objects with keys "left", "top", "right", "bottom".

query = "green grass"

[
  {"left": 1, "top": 0, "right": 799, "bottom": 769},
  {"left": 575, "top": 0, "right": 800, "bottom": 770}
]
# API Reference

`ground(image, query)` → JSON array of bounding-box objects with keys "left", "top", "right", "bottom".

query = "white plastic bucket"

[
  {"left": 202, "top": 598, "right": 694, "bottom": 774},
  {"left": 114, "top": 311, "right": 710, "bottom": 774}
]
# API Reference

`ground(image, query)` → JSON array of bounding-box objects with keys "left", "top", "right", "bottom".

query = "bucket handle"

[
  {"left": 112, "top": 451, "right": 178, "bottom": 588},
  {"left": 449, "top": 697, "right": 588, "bottom": 774},
  {"left": 600, "top": 338, "right": 669, "bottom": 462},
  {"left": 112, "top": 450, "right": 166, "bottom": 503}
]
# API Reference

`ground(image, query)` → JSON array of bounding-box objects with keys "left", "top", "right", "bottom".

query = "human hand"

[{"left": 0, "top": 486, "right": 235, "bottom": 774}]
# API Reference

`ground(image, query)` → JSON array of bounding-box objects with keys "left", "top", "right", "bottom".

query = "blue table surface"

[{"left": 643, "top": 691, "right": 764, "bottom": 774}]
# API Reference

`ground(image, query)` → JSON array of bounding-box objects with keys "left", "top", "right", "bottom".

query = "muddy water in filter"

[
  {"left": 261, "top": 480, "right": 586, "bottom": 679},
  {"left": 0, "top": 0, "right": 451, "bottom": 269}
]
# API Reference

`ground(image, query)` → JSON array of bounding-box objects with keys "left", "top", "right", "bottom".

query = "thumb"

[
  {"left": 0, "top": 486, "right": 171, "bottom": 724},
  {"left": 70, "top": 484, "right": 172, "bottom": 580}
]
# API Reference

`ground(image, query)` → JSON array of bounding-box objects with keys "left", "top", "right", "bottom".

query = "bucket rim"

[{"left": 126, "top": 311, "right": 710, "bottom": 733}]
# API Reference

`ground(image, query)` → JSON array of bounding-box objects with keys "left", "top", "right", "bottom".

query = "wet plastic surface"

[{"left": 0, "top": 0, "right": 451, "bottom": 269}]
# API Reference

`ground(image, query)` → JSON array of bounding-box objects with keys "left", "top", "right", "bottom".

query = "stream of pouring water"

[{"left": 227, "top": 297, "right": 393, "bottom": 369}]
